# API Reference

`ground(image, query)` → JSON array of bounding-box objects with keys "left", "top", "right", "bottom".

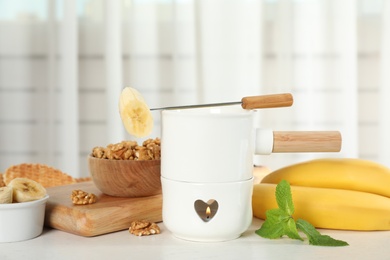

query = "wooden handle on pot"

[
  {"left": 272, "top": 131, "right": 342, "bottom": 153},
  {"left": 241, "top": 93, "right": 293, "bottom": 109}
]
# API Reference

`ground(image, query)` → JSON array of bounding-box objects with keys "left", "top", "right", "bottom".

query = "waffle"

[
  {"left": 0, "top": 173, "right": 5, "bottom": 187},
  {"left": 75, "top": 176, "right": 92, "bottom": 183},
  {"left": 3, "top": 163, "right": 77, "bottom": 188}
]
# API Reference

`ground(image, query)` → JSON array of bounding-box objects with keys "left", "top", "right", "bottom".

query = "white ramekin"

[{"left": 0, "top": 195, "right": 49, "bottom": 243}]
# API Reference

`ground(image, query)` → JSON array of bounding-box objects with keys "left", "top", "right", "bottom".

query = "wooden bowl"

[{"left": 88, "top": 155, "right": 161, "bottom": 197}]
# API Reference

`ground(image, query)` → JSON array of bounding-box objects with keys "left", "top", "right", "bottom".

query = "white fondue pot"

[{"left": 160, "top": 94, "right": 341, "bottom": 242}]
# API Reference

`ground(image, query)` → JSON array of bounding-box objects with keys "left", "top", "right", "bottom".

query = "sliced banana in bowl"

[
  {"left": 7, "top": 178, "right": 47, "bottom": 203},
  {"left": 119, "top": 87, "right": 154, "bottom": 137},
  {"left": 0, "top": 186, "right": 13, "bottom": 204}
]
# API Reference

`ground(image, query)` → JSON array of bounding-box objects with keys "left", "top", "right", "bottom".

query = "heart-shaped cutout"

[{"left": 194, "top": 199, "right": 219, "bottom": 222}]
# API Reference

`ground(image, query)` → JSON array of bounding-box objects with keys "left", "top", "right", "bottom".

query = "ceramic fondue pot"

[{"left": 160, "top": 95, "right": 341, "bottom": 242}]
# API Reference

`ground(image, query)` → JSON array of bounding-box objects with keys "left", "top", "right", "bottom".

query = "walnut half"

[
  {"left": 129, "top": 220, "right": 160, "bottom": 236},
  {"left": 71, "top": 190, "right": 97, "bottom": 205}
]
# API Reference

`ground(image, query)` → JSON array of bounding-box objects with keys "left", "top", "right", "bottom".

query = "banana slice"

[
  {"left": 7, "top": 178, "right": 46, "bottom": 203},
  {"left": 119, "top": 87, "right": 154, "bottom": 137},
  {"left": 0, "top": 186, "right": 13, "bottom": 204}
]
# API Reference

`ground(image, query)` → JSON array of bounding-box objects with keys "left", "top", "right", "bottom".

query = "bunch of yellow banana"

[{"left": 252, "top": 158, "right": 390, "bottom": 231}]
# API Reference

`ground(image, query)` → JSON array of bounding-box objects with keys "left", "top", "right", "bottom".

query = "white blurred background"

[{"left": 0, "top": 0, "right": 389, "bottom": 177}]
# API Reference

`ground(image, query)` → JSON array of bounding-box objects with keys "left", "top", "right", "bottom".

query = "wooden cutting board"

[{"left": 44, "top": 182, "right": 162, "bottom": 237}]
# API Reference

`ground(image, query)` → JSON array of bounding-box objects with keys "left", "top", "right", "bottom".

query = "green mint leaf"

[
  {"left": 255, "top": 209, "right": 289, "bottom": 239},
  {"left": 265, "top": 208, "right": 291, "bottom": 223},
  {"left": 255, "top": 181, "right": 303, "bottom": 241},
  {"left": 285, "top": 217, "right": 303, "bottom": 241},
  {"left": 275, "top": 179, "right": 294, "bottom": 216},
  {"left": 296, "top": 219, "right": 349, "bottom": 247}
]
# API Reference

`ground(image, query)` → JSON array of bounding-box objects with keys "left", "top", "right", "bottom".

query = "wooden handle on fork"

[{"left": 241, "top": 93, "right": 293, "bottom": 109}]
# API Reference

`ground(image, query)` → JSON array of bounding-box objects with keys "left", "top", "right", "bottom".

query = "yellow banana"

[
  {"left": 8, "top": 178, "right": 46, "bottom": 202},
  {"left": 252, "top": 183, "right": 390, "bottom": 231},
  {"left": 0, "top": 186, "right": 13, "bottom": 203},
  {"left": 119, "top": 87, "right": 153, "bottom": 138},
  {"left": 261, "top": 158, "right": 390, "bottom": 198}
]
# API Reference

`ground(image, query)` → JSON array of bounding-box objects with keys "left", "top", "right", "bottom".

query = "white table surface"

[{"left": 1, "top": 217, "right": 389, "bottom": 260}]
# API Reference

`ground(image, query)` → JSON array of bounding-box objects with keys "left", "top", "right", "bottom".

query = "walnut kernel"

[
  {"left": 129, "top": 220, "right": 161, "bottom": 236},
  {"left": 91, "top": 138, "right": 161, "bottom": 161},
  {"left": 71, "top": 189, "right": 97, "bottom": 205}
]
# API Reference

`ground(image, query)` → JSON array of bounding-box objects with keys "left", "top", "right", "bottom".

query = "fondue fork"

[{"left": 150, "top": 93, "right": 293, "bottom": 111}]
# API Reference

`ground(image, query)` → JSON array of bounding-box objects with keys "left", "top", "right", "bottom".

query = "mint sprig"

[
  {"left": 255, "top": 180, "right": 349, "bottom": 247},
  {"left": 296, "top": 219, "right": 349, "bottom": 246}
]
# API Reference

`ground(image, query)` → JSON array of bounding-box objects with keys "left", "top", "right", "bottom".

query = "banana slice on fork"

[{"left": 119, "top": 87, "right": 154, "bottom": 138}]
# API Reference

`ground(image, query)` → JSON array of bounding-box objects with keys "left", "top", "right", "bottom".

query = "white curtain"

[{"left": 0, "top": 0, "right": 389, "bottom": 177}]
